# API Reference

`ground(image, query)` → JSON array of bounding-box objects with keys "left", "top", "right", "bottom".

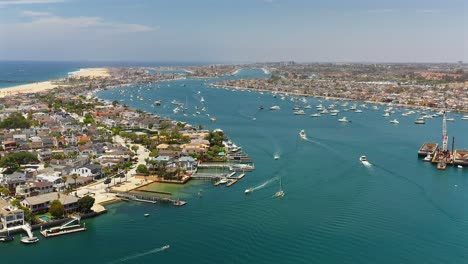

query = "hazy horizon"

[{"left": 0, "top": 0, "right": 466, "bottom": 62}]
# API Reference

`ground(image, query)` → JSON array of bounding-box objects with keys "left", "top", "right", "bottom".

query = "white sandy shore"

[
  {"left": 0, "top": 68, "right": 110, "bottom": 98},
  {"left": 69, "top": 68, "right": 110, "bottom": 78}
]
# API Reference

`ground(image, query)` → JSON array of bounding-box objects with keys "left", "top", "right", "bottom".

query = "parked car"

[{"left": 104, "top": 178, "right": 111, "bottom": 184}]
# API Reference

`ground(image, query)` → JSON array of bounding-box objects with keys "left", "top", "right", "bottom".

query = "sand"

[
  {"left": 0, "top": 68, "right": 110, "bottom": 98},
  {"left": 71, "top": 68, "right": 110, "bottom": 78}
]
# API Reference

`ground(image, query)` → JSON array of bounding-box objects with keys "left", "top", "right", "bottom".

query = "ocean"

[{"left": 2, "top": 66, "right": 468, "bottom": 264}]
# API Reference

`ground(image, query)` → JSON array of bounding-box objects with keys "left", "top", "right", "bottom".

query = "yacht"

[
  {"left": 154, "top": 100, "right": 161, "bottom": 106},
  {"left": 338, "top": 117, "right": 349, "bottom": 123},
  {"left": 210, "top": 117, "right": 217, "bottom": 122},
  {"left": 354, "top": 109, "right": 363, "bottom": 113},
  {"left": 389, "top": 119, "right": 399, "bottom": 124},
  {"left": 294, "top": 110, "right": 306, "bottom": 115},
  {"left": 299, "top": 129, "right": 307, "bottom": 140},
  {"left": 274, "top": 178, "right": 284, "bottom": 198},
  {"left": 310, "top": 113, "right": 321, "bottom": 118},
  {"left": 21, "top": 237, "right": 39, "bottom": 244},
  {"left": 414, "top": 117, "right": 425, "bottom": 124},
  {"left": 321, "top": 109, "right": 329, "bottom": 114},
  {"left": 446, "top": 118, "right": 455, "bottom": 122},
  {"left": 304, "top": 105, "right": 312, "bottom": 109},
  {"left": 144, "top": 213, "right": 150, "bottom": 217},
  {"left": 269, "top": 105, "right": 281, "bottom": 110},
  {"left": 383, "top": 112, "right": 390, "bottom": 117},
  {"left": 461, "top": 115, "right": 468, "bottom": 120},
  {"left": 330, "top": 112, "right": 338, "bottom": 116},
  {"left": 200, "top": 97, "right": 205, "bottom": 103}
]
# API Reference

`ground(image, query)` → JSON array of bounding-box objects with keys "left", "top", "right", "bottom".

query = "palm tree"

[
  {"left": 71, "top": 173, "right": 78, "bottom": 189},
  {"left": 61, "top": 176, "right": 68, "bottom": 191}
]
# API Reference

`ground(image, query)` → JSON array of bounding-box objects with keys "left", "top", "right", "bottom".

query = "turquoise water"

[
  {"left": 3, "top": 69, "right": 468, "bottom": 263},
  {"left": 38, "top": 216, "right": 51, "bottom": 222}
]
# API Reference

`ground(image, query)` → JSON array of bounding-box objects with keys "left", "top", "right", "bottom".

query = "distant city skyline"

[{"left": 0, "top": 0, "right": 466, "bottom": 63}]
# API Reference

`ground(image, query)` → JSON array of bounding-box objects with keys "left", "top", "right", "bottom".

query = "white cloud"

[
  {"left": 21, "top": 10, "right": 51, "bottom": 16},
  {"left": 0, "top": 0, "right": 65, "bottom": 6}
]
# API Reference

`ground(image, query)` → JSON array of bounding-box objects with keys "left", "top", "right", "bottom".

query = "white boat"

[
  {"left": 154, "top": 100, "right": 161, "bottom": 106},
  {"left": 415, "top": 118, "right": 425, "bottom": 124},
  {"left": 245, "top": 188, "right": 253, "bottom": 194},
  {"left": 338, "top": 117, "right": 349, "bottom": 123},
  {"left": 446, "top": 118, "right": 455, "bottom": 122},
  {"left": 299, "top": 129, "right": 307, "bottom": 140},
  {"left": 162, "top": 245, "right": 170, "bottom": 250},
  {"left": 458, "top": 165, "right": 463, "bottom": 169},
  {"left": 389, "top": 119, "right": 399, "bottom": 124},
  {"left": 144, "top": 213, "right": 150, "bottom": 217},
  {"left": 304, "top": 105, "right": 312, "bottom": 109},
  {"left": 321, "top": 109, "right": 329, "bottom": 114},
  {"left": 274, "top": 154, "right": 280, "bottom": 160},
  {"left": 310, "top": 113, "right": 321, "bottom": 118},
  {"left": 219, "top": 177, "right": 228, "bottom": 184},
  {"left": 423, "top": 154, "right": 432, "bottom": 162},
  {"left": 294, "top": 110, "right": 306, "bottom": 115},
  {"left": 269, "top": 105, "right": 280, "bottom": 110},
  {"left": 461, "top": 115, "right": 468, "bottom": 120},
  {"left": 274, "top": 178, "right": 284, "bottom": 198},
  {"left": 21, "top": 237, "right": 39, "bottom": 244},
  {"left": 360, "top": 156, "right": 371, "bottom": 166},
  {"left": 383, "top": 112, "right": 390, "bottom": 117},
  {"left": 330, "top": 112, "right": 338, "bottom": 116},
  {"left": 210, "top": 117, "right": 217, "bottom": 122},
  {"left": 354, "top": 109, "right": 363, "bottom": 113},
  {"left": 200, "top": 97, "right": 205, "bottom": 103}
]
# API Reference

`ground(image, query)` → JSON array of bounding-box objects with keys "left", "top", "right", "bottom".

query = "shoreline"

[{"left": 0, "top": 68, "right": 110, "bottom": 98}]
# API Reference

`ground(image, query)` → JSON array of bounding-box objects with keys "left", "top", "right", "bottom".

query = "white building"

[{"left": 0, "top": 200, "right": 24, "bottom": 231}]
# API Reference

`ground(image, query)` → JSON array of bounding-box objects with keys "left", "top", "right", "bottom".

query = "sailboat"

[{"left": 274, "top": 177, "right": 284, "bottom": 198}]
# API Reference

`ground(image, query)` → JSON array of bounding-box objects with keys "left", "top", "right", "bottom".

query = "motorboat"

[
  {"left": 446, "top": 118, "right": 455, "bottom": 122},
  {"left": 383, "top": 112, "right": 390, "bottom": 117},
  {"left": 355, "top": 109, "right": 363, "bottom": 113},
  {"left": 274, "top": 154, "right": 280, "bottom": 160},
  {"left": 458, "top": 165, "right": 463, "bottom": 169},
  {"left": 210, "top": 117, "right": 217, "bottom": 122},
  {"left": 21, "top": 237, "right": 39, "bottom": 244},
  {"left": 415, "top": 117, "right": 425, "bottom": 124},
  {"left": 200, "top": 97, "right": 205, "bottom": 103},
  {"left": 304, "top": 105, "right": 312, "bottom": 109},
  {"left": 423, "top": 154, "right": 432, "bottom": 162},
  {"left": 360, "top": 156, "right": 371, "bottom": 166},
  {"left": 269, "top": 105, "right": 280, "bottom": 110},
  {"left": 0, "top": 235, "right": 14, "bottom": 242},
  {"left": 310, "top": 113, "right": 321, "bottom": 117},
  {"left": 274, "top": 178, "right": 284, "bottom": 198},
  {"left": 338, "top": 117, "right": 349, "bottom": 123},
  {"left": 330, "top": 112, "right": 338, "bottom": 116},
  {"left": 154, "top": 100, "right": 161, "bottom": 106},
  {"left": 144, "top": 213, "right": 150, "bottom": 217},
  {"left": 229, "top": 164, "right": 255, "bottom": 171},
  {"left": 162, "top": 245, "right": 170, "bottom": 250},
  {"left": 389, "top": 119, "right": 399, "bottom": 124},
  {"left": 299, "top": 129, "right": 307, "bottom": 140},
  {"left": 245, "top": 188, "right": 253, "bottom": 194},
  {"left": 461, "top": 115, "right": 468, "bottom": 120},
  {"left": 294, "top": 110, "right": 306, "bottom": 115}
]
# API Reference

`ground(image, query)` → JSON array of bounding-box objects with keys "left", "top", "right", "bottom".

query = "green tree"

[
  {"left": 0, "top": 187, "right": 10, "bottom": 196},
  {"left": 0, "top": 112, "right": 32, "bottom": 129},
  {"left": 136, "top": 164, "right": 149, "bottom": 174},
  {"left": 131, "top": 145, "right": 139, "bottom": 153},
  {"left": 77, "top": 195, "right": 95, "bottom": 213},
  {"left": 49, "top": 200, "right": 65, "bottom": 218},
  {"left": 71, "top": 173, "right": 78, "bottom": 189}
]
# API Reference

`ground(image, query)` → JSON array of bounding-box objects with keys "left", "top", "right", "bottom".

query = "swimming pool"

[{"left": 39, "top": 216, "right": 51, "bottom": 222}]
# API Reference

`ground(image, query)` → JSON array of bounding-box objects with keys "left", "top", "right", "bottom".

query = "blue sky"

[{"left": 0, "top": 0, "right": 466, "bottom": 62}]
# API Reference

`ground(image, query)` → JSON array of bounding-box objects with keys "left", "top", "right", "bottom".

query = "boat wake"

[
  {"left": 251, "top": 177, "right": 278, "bottom": 192},
  {"left": 108, "top": 245, "right": 170, "bottom": 263}
]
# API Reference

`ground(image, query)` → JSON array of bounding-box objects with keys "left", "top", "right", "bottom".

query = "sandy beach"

[
  {"left": 0, "top": 68, "right": 110, "bottom": 98},
  {"left": 70, "top": 68, "right": 110, "bottom": 78}
]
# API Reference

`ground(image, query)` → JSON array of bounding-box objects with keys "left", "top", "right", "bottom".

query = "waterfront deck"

[{"left": 418, "top": 142, "right": 438, "bottom": 157}]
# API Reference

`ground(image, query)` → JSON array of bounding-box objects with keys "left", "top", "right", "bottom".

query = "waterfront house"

[
  {"left": 15, "top": 181, "right": 54, "bottom": 198},
  {"left": 21, "top": 192, "right": 79, "bottom": 214},
  {"left": 177, "top": 156, "right": 197, "bottom": 173},
  {"left": 0, "top": 200, "right": 24, "bottom": 231},
  {"left": 70, "top": 164, "right": 103, "bottom": 179}
]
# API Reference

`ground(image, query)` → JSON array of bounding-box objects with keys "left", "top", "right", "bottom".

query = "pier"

[
  {"left": 113, "top": 191, "right": 187, "bottom": 206},
  {"left": 40, "top": 216, "right": 86, "bottom": 238},
  {"left": 191, "top": 173, "right": 225, "bottom": 180}
]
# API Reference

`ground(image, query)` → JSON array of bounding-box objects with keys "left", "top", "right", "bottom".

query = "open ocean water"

[{"left": 2, "top": 67, "right": 468, "bottom": 264}]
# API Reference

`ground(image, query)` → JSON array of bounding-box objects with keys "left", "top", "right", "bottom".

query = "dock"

[
  {"left": 418, "top": 142, "right": 438, "bottom": 157},
  {"left": 114, "top": 192, "right": 187, "bottom": 206},
  {"left": 226, "top": 179, "right": 238, "bottom": 187},
  {"left": 40, "top": 216, "right": 86, "bottom": 238}
]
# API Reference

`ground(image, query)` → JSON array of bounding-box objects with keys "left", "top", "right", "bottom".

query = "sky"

[{"left": 0, "top": 0, "right": 466, "bottom": 63}]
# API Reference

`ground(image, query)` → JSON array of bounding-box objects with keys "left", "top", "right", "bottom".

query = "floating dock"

[
  {"left": 226, "top": 179, "right": 238, "bottom": 187},
  {"left": 418, "top": 143, "right": 438, "bottom": 157}
]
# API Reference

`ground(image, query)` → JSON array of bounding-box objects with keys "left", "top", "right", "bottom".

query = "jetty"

[{"left": 40, "top": 216, "right": 86, "bottom": 238}]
